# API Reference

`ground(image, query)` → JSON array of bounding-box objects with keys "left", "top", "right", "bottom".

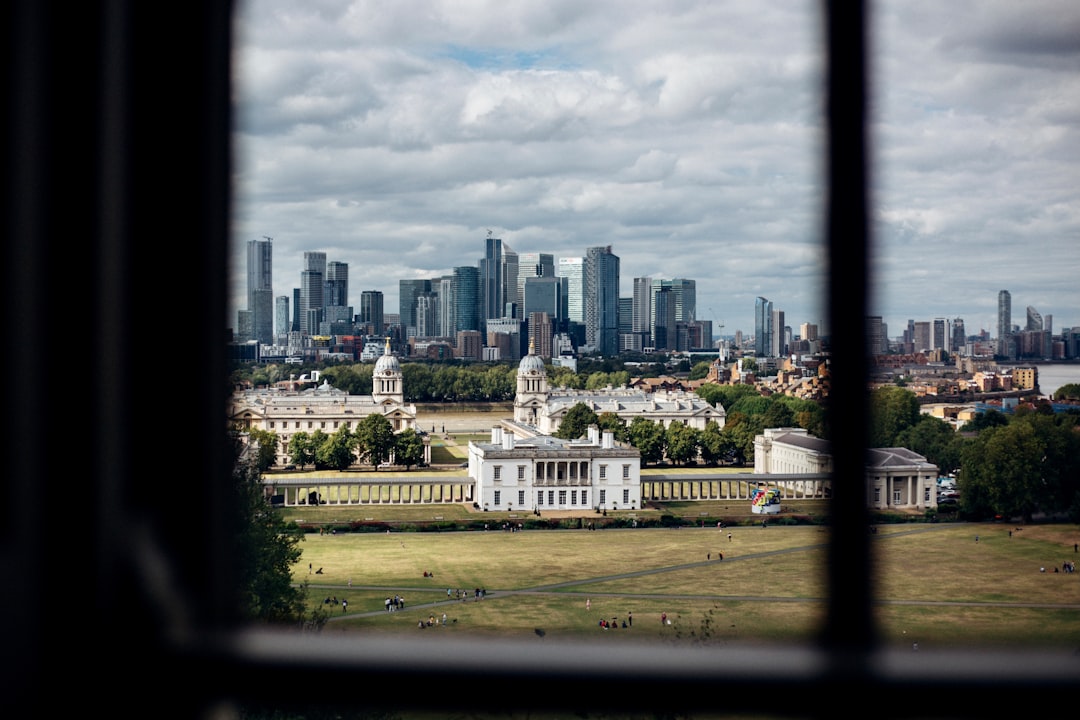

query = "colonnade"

[
  {"left": 639, "top": 474, "right": 831, "bottom": 502},
  {"left": 269, "top": 477, "right": 474, "bottom": 507}
]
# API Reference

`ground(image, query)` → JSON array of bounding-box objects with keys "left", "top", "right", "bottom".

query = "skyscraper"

[
  {"left": 479, "top": 234, "right": 503, "bottom": 331},
  {"left": 771, "top": 308, "right": 786, "bottom": 357},
  {"left": 325, "top": 261, "right": 349, "bottom": 308},
  {"left": 246, "top": 237, "right": 274, "bottom": 344},
  {"left": 359, "top": 290, "right": 384, "bottom": 335},
  {"left": 997, "top": 289, "right": 1011, "bottom": 356},
  {"left": 632, "top": 277, "right": 651, "bottom": 335},
  {"left": 299, "top": 251, "right": 326, "bottom": 335},
  {"left": 399, "top": 278, "right": 431, "bottom": 338},
  {"left": 557, "top": 256, "right": 585, "bottom": 323},
  {"left": 275, "top": 295, "right": 290, "bottom": 341},
  {"left": 515, "top": 252, "right": 555, "bottom": 316},
  {"left": 452, "top": 266, "right": 480, "bottom": 333},
  {"left": 585, "top": 245, "right": 620, "bottom": 356},
  {"left": 754, "top": 297, "right": 772, "bottom": 357}
]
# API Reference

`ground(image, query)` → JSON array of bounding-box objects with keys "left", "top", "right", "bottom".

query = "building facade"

[{"left": 469, "top": 425, "right": 642, "bottom": 512}]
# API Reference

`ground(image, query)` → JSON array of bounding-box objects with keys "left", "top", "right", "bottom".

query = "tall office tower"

[
  {"left": 325, "top": 261, "right": 348, "bottom": 307},
  {"left": 652, "top": 285, "right": 676, "bottom": 350},
  {"left": 557, "top": 256, "right": 585, "bottom": 323},
  {"left": 274, "top": 295, "right": 290, "bottom": 341},
  {"left": 913, "top": 321, "right": 931, "bottom": 352},
  {"left": 585, "top": 246, "right": 620, "bottom": 356},
  {"left": 299, "top": 251, "right": 326, "bottom": 335},
  {"left": 359, "top": 290, "right": 384, "bottom": 335},
  {"left": 501, "top": 245, "right": 518, "bottom": 317},
  {"left": 997, "top": 290, "right": 1011, "bottom": 356},
  {"left": 291, "top": 288, "right": 301, "bottom": 332},
  {"left": 669, "top": 278, "right": 696, "bottom": 322},
  {"left": 452, "top": 266, "right": 480, "bottom": 332},
  {"left": 800, "top": 322, "right": 819, "bottom": 342},
  {"left": 618, "top": 297, "right": 633, "bottom": 334},
  {"left": 951, "top": 318, "right": 966, "bottom": 354},
  {"left": 1026, "top": 306, "right": 1043, "bottom": 331},
  {"left": 632, "top": 277, "right": 651, "bottom": 335},
  {"left": 479, "top": 234, "right": 504, "bottom": 331},
  {"left": 771, "top": 308, "right": 786, "bottom": 357},
  {"left": 435, "top": 275, "right": 454, "bottom": 336},
  {"left": 415, "top": 291, "right": 438, "bottom": 338},
  {"left": 866, "top": 316, "right": 885, "bottom": 356},
  {"left": 754, "top": 297, "right": 772, "bottom": 357},
  {"left": 399, "top": 279, "right": 431, "bottom": 338},
  {"left": 523, "top": 275, "right": 564, "bottom": 331},
  {"left": 528, "top": 312, "right": 553, "bottom": 359},
  {"left": 515, "top": 252, "right": 555, "bottom": 315},
  {"left": 933, "top": 318, "right": 947, "bottom": 351},
  {"left": 246, "top": 237, "right": 274, "bottom": 344}
]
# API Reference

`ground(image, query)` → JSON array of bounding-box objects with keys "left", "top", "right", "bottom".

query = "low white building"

[
  {"left": 754, "top": 427, "right": 939, "bottom": 511},
  {"left": 469, "top": 425, "right": 641, "bottom": 513}
]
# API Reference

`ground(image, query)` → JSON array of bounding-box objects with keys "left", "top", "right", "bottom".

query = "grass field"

[{"left": 294, "top": 520, "right": 1080, "bottom": 650}]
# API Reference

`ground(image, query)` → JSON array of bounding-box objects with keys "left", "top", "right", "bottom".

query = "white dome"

[
  {"left": 374, "top": 338, "right": 401, "bottom": 374},
  {"left": 518, "top": 352, "right": 545, "bottom": 375}
]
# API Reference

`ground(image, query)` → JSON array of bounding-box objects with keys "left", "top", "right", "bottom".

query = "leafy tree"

[
  {"left": 959, "top": 407, "right": 1009, "bottom": 433},
  {"left": 761, "top": 398, "right": 795, "bottom": 429},
  {"left": 959, "top": 422, "right": 1046, "bottom": 521},
  {"left": 687, "top": 361, "right": 713, "bottom": 381},
  {"left": 627, "top": 417, "right": 666, "bottom": 466},
  {"left": 288, "top": 431, "right": 315, "bottom": 469},
  {"left": 316, "top": 425, "right": 355, "bottom": 471},
  {"left": 596, "top": 411, "right": 629, "bottom": 442},
  {"left": 394, "top": 428, "right": 426, "bottom": 469},
  {"left": 355, "top": 413, "right": 396, "bottom": 468},
  {"left": 720, "top": 411, "right": 762, "bottom": 466},
  {"left": 868, "top": 386, "right": 920, "bottom": 447},
  {"left": 307, "top": 429, "right": 329, "bottom": 469},
  {"left": 230, "top": 443, "right": 317, "bottom": 627},
  {"left": 555, "top": 403, "right": 599, "bottom": 440},
  {"left": 698, "top": 420, "right": 728, "bottom": 466},
  {"left": 729, "top": 394, "right": 772, "bottom": 417},
  {"left": 895, "top": 415, "right": 964, "bottom": 475},
  {"left": 665, "top": 423, "right": 700, "bottom": 465},
  {"left": 1053, "top": 382, "right": 1080, "bottom": 401},
  {"left": 247, "top": 427, "right": 280, "bottom": 472}
]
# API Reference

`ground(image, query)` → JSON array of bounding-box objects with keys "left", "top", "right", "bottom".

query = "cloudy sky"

[{"left": 231, "top": 0, "right": 1079, "bottom": 341}]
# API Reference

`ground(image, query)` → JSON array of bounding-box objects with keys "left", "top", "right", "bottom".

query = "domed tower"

[
  {"left": 372, "top": 337, "right": 403, "bottom": 406},
  {"left": 514, "top": 341, "right": 549, "bottom": 426}
]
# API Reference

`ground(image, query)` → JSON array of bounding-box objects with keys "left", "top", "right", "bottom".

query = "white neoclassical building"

[
  {"left": 753, "top": 427, "right": 939, "bottom": 511},
  {"left": 469, "top": 425, "right": 641, "bottom": 513},
  {"left": 228, "top": 338, "right": 429, "bottom": 466},
  {"left": 513, "top": 346, "right": 726, "bottom": 434}
]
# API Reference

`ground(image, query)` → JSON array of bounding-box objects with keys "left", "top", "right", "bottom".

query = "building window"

[
  {"left": 893, "top": 489, "right": 902, "bottom": 505},
  {"left": 623, "top": 489, "right": 630, "bottom": 505},
  {"left": 558, "top": 490, "right": 566, "bottom": 505},
  {"left": 547, "top": 490, "right": 554, "bottom": 506},
  {"left": 295, "top": 421, "right": 300, "bottom": 428},
  {"left": 518, "top": 490, "right": 525, "bottom": 506},
  {"left": 571, "top": 490, "right": 577, "bottom": 505},
  {"left": 518, "top": 465, "right": 525, "bottom": 480},
  {"left": 873, "top": 487, "right": 881, "bottom": 503},
  {"left": 622, "top": 464, "right": 630, "bottom": 479},
  {"left": 493, "top": 490, "right": 500, "bottom": 506},
  {"left": 599, "top": 465, "right": 607, "bottom": 479},
  {"left": 269, "top": 421, "right": 275, "bottom": 429},
  {"left": 599, "top": 490, "right": 606, "bottom": 506},
  {"left": 493, "top": 466, "right": 501, "bottom": 480},
  {"left": 581, "top": 490, "right": 587, "bottom": 506},
  {"left": 924, "top": 488, "right": 931, "bottom": 502},
  {"left": 537, "top": 492, "right": 544, "bottom": 506}
]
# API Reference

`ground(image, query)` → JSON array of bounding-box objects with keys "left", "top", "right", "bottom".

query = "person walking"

[{"left": 586, "top": 598, "right": 591, "bottom": 611}]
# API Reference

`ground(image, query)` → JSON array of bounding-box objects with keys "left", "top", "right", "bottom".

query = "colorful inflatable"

[{"left": 750, "top": 487, "right": 781, "bottom": 514}]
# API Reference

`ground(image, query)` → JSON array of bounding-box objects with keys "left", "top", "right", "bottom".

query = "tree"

[
  {"left": 230, "top": 442, "right": 320, "bottom": 627},
  {"left": 959, "top": 422, "right": 1045, "bottom": 521},
  {"left": 316, "top": 425, "right": 356, "bottom": 471},
  {"left": 665, "top": 423, "right": 700, "bottom": 465},
  {"left": 555, "top": 402, "right": 599, "bottom": 440},
  {"left": 356, "top": 413, "right": 396, "bottom": 468},
  {"left": 1053, "top": 383, "right": 1080, "bottom": 401},
  {"left": 596, "top": 411, "right": 629, "bottom": 443},
  {"left": 895, "top": 415, "right": 964, "bottom": 475},
  {"left": 627, "top": 417, "right": 666, "bottom": 466},
  {"left": 288, "top": 431, "right": 316, "bottom": 469},
  {"left": 698, "top": 420, "right": 728, "bottom": 466},
  {"left": 247, "top": 427, "right": 280, "bottom": 472},
  {"left": 394, "top": 428, "right": 426, "bottom": 470},
  {"left": 869, "top": 386, "right": 920, "bottom": 447},
  {"left": 687, "top": 361, "right": 712, "bottom": 381}
]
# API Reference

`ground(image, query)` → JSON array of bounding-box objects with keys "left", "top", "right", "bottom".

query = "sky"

[{"left": 230, "top": 0, "right": 1080, "bottom": 341}]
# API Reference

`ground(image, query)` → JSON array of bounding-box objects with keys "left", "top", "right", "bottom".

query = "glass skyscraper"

[
  {"left": 246, "top": 237, "right": 274, "bottom": 344},
  {"left": 585, "top": 245, "right": 620, "bottom": 356}
]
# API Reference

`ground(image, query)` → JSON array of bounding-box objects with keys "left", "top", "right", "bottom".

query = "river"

[{"left": 1030, "top": 363, "right": 1080, "bottom": 398}]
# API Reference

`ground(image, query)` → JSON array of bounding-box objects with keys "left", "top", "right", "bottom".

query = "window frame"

[{"left": 8, "top": 1, "right": 1078, "bottom": 717}]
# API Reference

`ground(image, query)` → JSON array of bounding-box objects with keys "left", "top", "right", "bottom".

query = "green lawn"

[{"left": 294, "top": 521, "right": 1080, "bottom": 650}]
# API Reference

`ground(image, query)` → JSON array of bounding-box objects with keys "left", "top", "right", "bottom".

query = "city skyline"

[{"left": 231, "top": 1, "right": 1080, "bottom": 337}]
